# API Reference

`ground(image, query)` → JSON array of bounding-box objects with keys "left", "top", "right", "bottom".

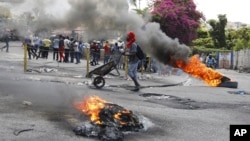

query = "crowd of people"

[
  {"left": 22, "top": 35, "right": 85, "bottom": 64},
  {"left": 89, "top": 40, "right": 124, "bottom": 66}
]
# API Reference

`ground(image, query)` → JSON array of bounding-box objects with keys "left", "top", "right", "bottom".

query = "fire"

[
  {"left": 74, "top": 96, "right": 109, "bottom": 124},
  {"left": 74, "top": 96, "right": 142, "bottom": 129},
  {"left": 175, "top": 55, "right": 225, "bottom": 86},
  {"left": 114, "top": 110, "right": 132, "bottom": 125}
]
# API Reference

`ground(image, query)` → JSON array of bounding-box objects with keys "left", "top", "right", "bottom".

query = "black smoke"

[{"left": 4, "top": 0, "right": 190, "bottom": 63}]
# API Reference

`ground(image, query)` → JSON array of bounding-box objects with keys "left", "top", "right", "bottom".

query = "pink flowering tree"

[{"left": 151, "top": 0, "right": 204, "bottom": 45}]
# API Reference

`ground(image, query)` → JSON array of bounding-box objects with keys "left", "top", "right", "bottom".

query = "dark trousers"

[
  {"left": 37, "top": 46, "right": 49, "bottom": 59},
  {"left": 104, "top": 55, "right": 110, "bottom": 64},
  {"left": 70, "top": 49, "right": 74, "bottom": 63},
  {"left": 44, "top": 47, "right": 49, "bottom": 59},
  {"left": 64, "top": 49, "right": 70, "bottom": 62},
  {"left": 1, "top": 41, "right": 9, "bottom": 52},
  {"left": 75, "top": 52, "right": 81, "bottom": 63},
  {"left": 27, "top": 47, "right": 32, "bottom": 59},
  {"left": 53, "top": 48, "right": 59, "bottom": 60},
  {"left": 38, "top": 46, "right": 44, "bottom": 58},
  {"left": 27, "top": 45, "right": 38, "bottom": 59}
]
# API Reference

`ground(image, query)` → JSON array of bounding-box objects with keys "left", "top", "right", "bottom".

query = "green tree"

[
  {"left": 208, "top": 14, "right": 227, "bottom": 49},
  {"left": 192, "top": 24, "right": 213, "bottom": 48},
  {"left": 226, "top": 27, "right": 250, "bottom": 50}
]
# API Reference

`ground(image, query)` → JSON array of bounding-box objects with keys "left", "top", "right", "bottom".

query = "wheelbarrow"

[{"left": 86, "top": 53, "right": 122, "bottom": 89}]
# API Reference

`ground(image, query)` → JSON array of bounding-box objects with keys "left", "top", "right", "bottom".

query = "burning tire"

[
  {"left": 218, "top": 81, "right": 238, "bottom": 88},
  {"left": 93, "top": 76, "right": 105, "bottom": 89}
]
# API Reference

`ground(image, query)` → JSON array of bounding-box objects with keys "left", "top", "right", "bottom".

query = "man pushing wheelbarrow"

[{"left": 86, "top": 32, "right": 144, "bottom": 91}]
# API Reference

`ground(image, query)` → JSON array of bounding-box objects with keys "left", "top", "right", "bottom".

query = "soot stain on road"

[{"left": 140, "top": 93, "right": 250, "bottom": 110}]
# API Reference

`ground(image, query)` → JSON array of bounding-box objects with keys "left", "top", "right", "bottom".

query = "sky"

[
  {"left": 1, "top": 0, "right": 249, "bottom": 24},
  {"left": 194, "top": 0, "right": 249, "bottom": 24},
  {"left": 139, "top": 0, "right": 250, "bottom": 24}
]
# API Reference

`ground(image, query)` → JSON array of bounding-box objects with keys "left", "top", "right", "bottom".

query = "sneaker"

[{"left": 131, "top": 86, "right": 140, "bottom": 92}]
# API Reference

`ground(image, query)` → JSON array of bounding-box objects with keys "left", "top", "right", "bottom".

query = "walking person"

[
  {"left": 124, "top": 31, "right": 140, "bottom": 91},
  {"left": 53, "top": 36, "right": 59, "bottom": 61},
  {"left": 1, "top": 31, "right": 10, "bottom": 52}
]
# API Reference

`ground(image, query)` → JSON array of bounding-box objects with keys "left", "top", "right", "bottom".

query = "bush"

[{"left": 191, "top": 46, "right": 231, "bottom": 55}]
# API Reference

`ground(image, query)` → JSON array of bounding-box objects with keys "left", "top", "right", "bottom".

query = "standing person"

[
  {"left": 117, "top": 42, "right": 125, "bottom": 69},
  {"left": 53, "top": 36, "right": 59, "bottom": 61},
  {"left": 103, "top": 40, "right": 111, "bottom": 64},
  {"left": 74, "top": 40, "right": 81, "bottom": 64},
  {"left": 1, "top": 30, "right": 10, "bottom": 52},
  {"left": 124, "top": 31, "right": 140, "bottom": 91},
  {"left": 69, "top": 38, "right": 75, "bottom": 63},
  {"left": 112, "top": 42, "right": 119, "bottom": 53},
  {"left": 63, "top": 36, "right": 70, "bottom": 63},
  {"left": 58, "top": 35, "right": 64, "bottom": 62},
  {"left": 110, "top": 42, "right": 121, "bottom": 65},
  {"left": 96, "top": 41, "right": 101, "bottom": 65},
  {"left": 90, "top": 41, "right": 98, "bottom": 65},
  {"left": 38, "top": 38, "right": 51, "bottom": 59},
  {"left": 29, "top": 36, "right": 38, "bottom": 59},
  {"left": 24, "top": 36, "right": 32, "bottom": 60},
  {"left": 33, "top": 36, "right": 41, "bottom": 56}
]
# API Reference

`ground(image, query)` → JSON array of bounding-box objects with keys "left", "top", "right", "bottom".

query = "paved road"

[{"left": 0, "top": 41, "right": 250, "bottom": 141}]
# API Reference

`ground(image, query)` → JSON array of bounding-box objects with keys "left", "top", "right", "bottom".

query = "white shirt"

[{"left": 64, "top": 38, "right": 70, "bottom": 49}]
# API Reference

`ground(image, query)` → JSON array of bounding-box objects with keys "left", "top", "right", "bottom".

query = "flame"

[
  {"left": 74, "top": 96, "right": 108, "bottom": 124},
  {"left": 114, "top": 110, "right": 132, "bottom": 125},
  {"left": 74, "top": 96, "right": 136, "bottom": 126},
  {"left": 175, "top": 55, "right": 225, "bottom": 86}
]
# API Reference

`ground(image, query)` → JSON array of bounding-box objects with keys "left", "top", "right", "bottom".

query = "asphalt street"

[{"left": 0, "top": 41, "right": 250, "bottom": 141}]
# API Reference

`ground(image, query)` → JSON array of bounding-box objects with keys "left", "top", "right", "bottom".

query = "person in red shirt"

[
  {"left": 58, "top": 35, "right": 65, "bottom": 62},
  {"left": 103, "top": 40, "right": 111, "bottom": 64}
]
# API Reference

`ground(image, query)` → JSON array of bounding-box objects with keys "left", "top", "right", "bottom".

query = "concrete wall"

[
  {"left": 233, "top": 49, "right": 250, "bottom": 69},
  {"left": 217, "top": 52, "right": 232, "bottom": 69}
]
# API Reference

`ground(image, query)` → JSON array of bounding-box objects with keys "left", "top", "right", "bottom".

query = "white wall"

[{"left": 233, "top": 49, "right": 250, "bottom": 69}]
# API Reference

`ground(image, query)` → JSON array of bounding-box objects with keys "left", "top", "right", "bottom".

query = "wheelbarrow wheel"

[{"left": 93, "top": 76, "right": 105, "bottom": 89}]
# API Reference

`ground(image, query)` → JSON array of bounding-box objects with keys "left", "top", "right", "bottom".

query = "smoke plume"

[{"left": 4, "top": 0, "right": 190, "bottom": 64}]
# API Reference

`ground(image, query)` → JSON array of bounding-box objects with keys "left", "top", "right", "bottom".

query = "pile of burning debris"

[{"left": 73, "top": 96, "right": 144, "bottom": 141}]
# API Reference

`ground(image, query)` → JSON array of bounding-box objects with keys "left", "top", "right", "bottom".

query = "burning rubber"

[{"left": 217, "top": 76, "right": 238, "bottom": 88}]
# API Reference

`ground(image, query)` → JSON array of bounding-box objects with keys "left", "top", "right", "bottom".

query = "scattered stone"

[{"left": 22, "top": 101, "right": 32, "bottom": 106}]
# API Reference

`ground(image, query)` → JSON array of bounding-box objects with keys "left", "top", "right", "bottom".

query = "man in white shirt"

[{"left": 63, "top": 36, "right": 70, "bottom": 63}]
